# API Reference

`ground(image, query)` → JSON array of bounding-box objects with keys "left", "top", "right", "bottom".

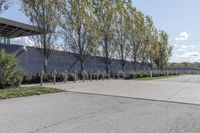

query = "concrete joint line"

[{"left": 166, "top": 84, "right": 192, "bottom": 101}]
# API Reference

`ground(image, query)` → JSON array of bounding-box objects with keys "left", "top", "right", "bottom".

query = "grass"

[
  {"left": 0, "top": 86, "right": 64, "bottom": 99},
  {"left": 135, "top": 76, "right": 178, "bottom": 81}
]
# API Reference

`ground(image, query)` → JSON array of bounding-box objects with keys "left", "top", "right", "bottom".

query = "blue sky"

[{"left": 1, "top": 0, "right": 200, "bottom": 62}]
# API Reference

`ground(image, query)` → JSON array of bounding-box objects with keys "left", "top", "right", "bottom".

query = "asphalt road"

[
  {"left": 1, "top": 92, "right": 200, "bottom": 133},
  {"left": 1, "top": 75, "right": 200, "bottom": 133}
]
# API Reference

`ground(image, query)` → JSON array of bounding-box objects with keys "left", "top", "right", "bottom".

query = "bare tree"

[{"left": 21, "top": 0, "right": 61, "bottom": 72}]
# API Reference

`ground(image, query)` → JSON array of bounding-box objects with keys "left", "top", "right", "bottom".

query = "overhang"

[{"left": 0, "top": 17, "right": 43, "bottom": 38}]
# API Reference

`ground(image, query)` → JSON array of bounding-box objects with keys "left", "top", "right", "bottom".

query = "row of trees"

[
  {"left": 168, "top": 62, "right": 200, "bottom": 70},
  {"left": 7, "top": 0, "right": 172, "bottom": 73}
]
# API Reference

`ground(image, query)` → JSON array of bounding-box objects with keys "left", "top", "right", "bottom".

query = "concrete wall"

[{"left": 0, "top": 43, "right": 150, "bottom": 73}]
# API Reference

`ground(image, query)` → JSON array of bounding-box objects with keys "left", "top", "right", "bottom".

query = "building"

[{"left": 0, "top": 17, "right": 42, "bottom": 44}]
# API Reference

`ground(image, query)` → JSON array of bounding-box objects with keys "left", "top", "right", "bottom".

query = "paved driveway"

[{"left": 46, "top": 75, "right": 200, "bottom": 105}]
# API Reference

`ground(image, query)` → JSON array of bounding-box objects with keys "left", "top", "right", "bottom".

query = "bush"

[
  {"left": 43, "top": 72, "right": 53, "bottom": 82},
  {"left": 80, "top": 70, "right": 89, "bottom": 80},
  {"left": 21, "top": 69, "right": 180, "bottom": 84},
  {"left": 57, "top": 73, "right": 65, "bottom": 82},
  {"left": 92, "top": 71, "right": 100, "bottom": 79},
  {"left": 125, "top": 71, "right": 135, "bottom": 79},
  {"left": 124, "top": 70, "right": 179, "bottom": 80},
  {"left": 68, "top": 73, "right": 76, "bottom": 81},
  {"left": 0, "top": 49, "right": 23, "bottom": 89},
  {"left": 98, "top": 71, "right": 106, "bottom": 79},
  {"left": 118, "top": 71, "right": 125, "bottom": 78}
]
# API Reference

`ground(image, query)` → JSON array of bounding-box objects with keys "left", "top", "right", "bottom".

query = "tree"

[
  {"left": 127, "top": 9, "right": 144, "bottom": 71},
  {"left": 0, "top": 0, "right": 10, "bottom": 13},
  {"left": 21, "top": 0, "right": 61, "bottom": 72},
  {"left": 115, "top": 0, "right": 132, "bottom": 72},
  {"left": 140, "top": 15, "right": 154, "bottom": 70},
  {"left": 94, "top": 0, "right": 117, "bottom": 73},
  {"left": 95, "top": 0, "right": 116, "bottom": 73},
  {"left": 148, "top": 28, "right": 159, "bottom": 70},
  {"left": 60, "top": 0, "right": 97, "bottom": 72},
  {"left": 154, "top": 31, "right": 172, "bottom": 71}
]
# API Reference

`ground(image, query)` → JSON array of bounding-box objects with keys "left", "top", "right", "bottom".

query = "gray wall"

[{"left": 0, "top": 43, "right": 150, "bottom": 73}]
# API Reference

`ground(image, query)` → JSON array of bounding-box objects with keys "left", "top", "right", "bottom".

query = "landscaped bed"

[
  {"left": 0, "top": 86, "right": 64, "bottom": 99},
  {"left": 135, "top": 76, "right": 178, "bottom": 81}
]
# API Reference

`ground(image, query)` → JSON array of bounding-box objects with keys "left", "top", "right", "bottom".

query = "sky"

[{"left": 1, "top": 0, "right": 200, "bottom": 62}]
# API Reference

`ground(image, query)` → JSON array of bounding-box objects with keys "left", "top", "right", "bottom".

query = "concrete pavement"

[{"left": 46, "top": 75, "right": 200, "bottom": 105}]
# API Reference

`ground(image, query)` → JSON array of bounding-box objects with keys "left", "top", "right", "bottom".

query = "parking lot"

[
  {"left": 1, "top": 75, "right": 200, "bottom": 133},
  {"left": 48, "top": 75, "right": 200, "bottom": 105}
]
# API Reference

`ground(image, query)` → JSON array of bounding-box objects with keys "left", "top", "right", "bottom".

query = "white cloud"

[
  {"left": 180, "top": 52, "right": 200, "bottom": 58},
  {"left": 175, "top": 32, "right": 190, "bottom": 41},
  {"left": 11, "top": 37, "right": 35, "bottom": 47},
  {"left": 171, "top": 50, "right": 200, "bottom": 62}
]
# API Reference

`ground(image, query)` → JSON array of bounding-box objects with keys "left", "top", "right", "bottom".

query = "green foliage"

[
  {"left": 21, "top": 0, "right": 61, "bottom": 72},
  {"left": 23, "top": 72, "right": 67, "bottom": 84},
  {"left": 94, "top": 0, "right": 118, "bottom": 73},
  {"left": 0, "top": 50, "right": 23, "bottom": 89},
  {"left": 124, "top": 70, "right": 179, "bottom": 80},
  {"left": 80, "top": 70, "right": 89, "bottom": 80},
  {"left": 153, "top": 31, "right": 172, "bottom": 71},
  {"left": 0, "top": 86, "right": 64, "bottom": 99},
  {"left": 68, "top": 73, "right": 76, "bottom": 81},
  {"left": 20, "top": 0, "right": 172, "bottom": 73},
  {"left": 60, "top": 0, "right": 97, "bottom": 72}
]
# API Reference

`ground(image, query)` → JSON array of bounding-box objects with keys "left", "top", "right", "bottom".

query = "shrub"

[
  {"left": 124, "top": 70, "right": 179, "bottom": 80},
  {"left": 124, "top": 71, "right": 135, "bottom": 79},
  {"left": 92, "top": 71, "right": 100, "bottom": 79},
  {"left": 80, "top": 70, "right": 89, "bottom": 80},
  {"left": 68, "top": 73, "right": 76, "bottom": 81},
  {"left": 0, "top": 49, "right": 23, "bottom": 89},
  {"left": 99, "top": 71, "right": 106, "bottom": 79},
  {"left": 118, "top": 71, "right": 125, "bottom": 78},
  {"left": 57, "top": 73, "right": 65, "bottom": 82},
  {"left": 43, "top": 72, "right": 52, "bottom": 82}
]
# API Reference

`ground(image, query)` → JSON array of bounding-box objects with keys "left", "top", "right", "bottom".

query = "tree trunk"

[
  {"left": 133, "top": 42, "right": 137, "bottom": 71},
  {"left": 134, "top": 55, "right": 137, "bottom": 71},
  {"left": 150, "top": 63, "right": 153, "bottom": 71},
  {"left": 104, "top": 36, "right": 110, "bottom": 74},
  {"left": 160, "top": 66, "right": 163, "bottom": 72},
  {"left": 106, "top": 62, "right": 109, "bottom": 74},
  {"left": 44, "top": 58, "right": 48, "bottom": 72},
  {"left": 121, "top": 62, "right": 125, "bottom": 72},
  {"left": 120, "top": 45, "right": 125, "bottom": 72},
  {"left": 80, "top": 60, "right": 84, "bottom": 72},
  {"left": 142, "top": 61, "right": 146, "bottom": 71}
]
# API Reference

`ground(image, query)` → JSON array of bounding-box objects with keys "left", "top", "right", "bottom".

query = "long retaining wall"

[{"left": 0, "top": 43, "right": 150, "bottom": 73}]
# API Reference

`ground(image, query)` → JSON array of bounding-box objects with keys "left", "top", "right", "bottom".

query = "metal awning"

[{"left": 0, "top": 17, "right": 43, "bottom": 38}]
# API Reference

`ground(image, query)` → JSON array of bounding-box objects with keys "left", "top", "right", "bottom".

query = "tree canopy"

[{"left": 20, "top": 0, "right": 173, "bottom": 72}]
